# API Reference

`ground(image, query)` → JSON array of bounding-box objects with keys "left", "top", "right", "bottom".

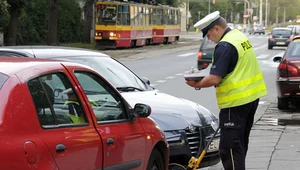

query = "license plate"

[
  {"left": 208, "top": 138, "right": 219, "bottom": 151},
  {"left": 276, "top": 42, "right": 285, "bottom": 45}
]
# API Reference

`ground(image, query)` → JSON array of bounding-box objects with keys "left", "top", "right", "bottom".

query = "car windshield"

[
  {"left": 0, "top": 73, "right": 8, "bottom": 89},
  {"left": 55, "top": 56, "right": 148, "bottom": 91},
  {"left": 285, "top": 41, "right": 300, "bottom": 58},
  {"left": 272, "top": 29, "right": 291, "bottom": 35}
]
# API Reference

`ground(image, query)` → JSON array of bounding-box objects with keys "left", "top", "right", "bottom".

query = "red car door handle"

[
  {"left": 56, "top": 144, "right": 66, "bottom": 152},
  {"left": 107, "top": 138, "right": 115, "bottom": 145}
]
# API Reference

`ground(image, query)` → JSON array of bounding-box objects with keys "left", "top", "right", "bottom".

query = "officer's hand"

[{"left": 186, "top": 80, "right": 196, "bottom": 87}]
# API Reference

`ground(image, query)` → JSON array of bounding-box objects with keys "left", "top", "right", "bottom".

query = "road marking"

[
  {"left": 177, "top": 52, "right": 196, "bottom": 57},
  {"left": 175, "top": 73, "right": 184, "bottom": 76},
  {"left": 156, "top": 80, "right": 166, "bottom": 83},
  {"left": 253, "top": 44, "right": 268, "bottom": 51},
  {"left": 257, "top": 54, "right": 269, "bottom": 59},
  {"left": 166, "top": 76, "right": 175, "bottom": 79},
  {"left": 259, "top": 101, "right": 266, "bottom": 105},
  {"left": 150, "top": 84, "right": 157, "bottom": 87}
]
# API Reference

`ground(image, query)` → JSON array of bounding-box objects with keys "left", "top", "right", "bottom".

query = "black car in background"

[
  {"left": 0, "top": 46, "right": 220, "bottom": 168},
  {"left": 248, "top": 24, "right": 265, "bottom": 35},
  {"left": 197, "top": 36, "right": 216, "bottom": 70},
  {"left": 268, "top": 27, "right": 293, "bottom": 49}
]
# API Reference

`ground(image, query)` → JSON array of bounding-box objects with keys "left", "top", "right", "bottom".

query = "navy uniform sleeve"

[{"left": 210, "top": 42, "right": 238, "bottom": 77}]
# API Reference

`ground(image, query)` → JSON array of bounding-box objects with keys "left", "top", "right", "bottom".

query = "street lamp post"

[
  {"left": 208, "top": 0, "right": 211, "bottom": 14},
  {"left": 265, "top": 0, "right": 268, "bottom": 27}
]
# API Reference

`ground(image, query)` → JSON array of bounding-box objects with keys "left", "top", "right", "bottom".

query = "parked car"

[
  {"left": 227, "top": 23, "right": 234, "bottom": 30},
  {"left": 197, "top": 36, "right": 216, "bottom": 70},
  {"left": 248, "top": 24, "right": 265, "bottom": 35},
  {"left": 235, "top": 24, "right": 243, "bottom": 31},
  {"left": 268, "top": 27, "right": 293, "bottom": 49},
  {"left": 290, "top": 25, "right": 300, "bottom": 36},
  {"left": 273, "top": 36, "right": 300, "bottom": 110},
  {"left": 0, "top": 46, "right": 221, "bottom": 168},
  {"left": 0, "top": 57, "right": 169, "bottom": 170}
]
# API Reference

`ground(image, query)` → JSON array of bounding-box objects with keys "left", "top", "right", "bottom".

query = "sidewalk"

[{"left": 206, "top": 101, "right": 300, "bottom": 170}]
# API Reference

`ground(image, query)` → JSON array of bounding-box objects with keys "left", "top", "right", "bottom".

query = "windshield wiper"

[
  {"left": 116, "top": 86, "right": 144, "bottom": 92},
  {"left": 84, "top": 90, "right": 107, "bottom": 95}
]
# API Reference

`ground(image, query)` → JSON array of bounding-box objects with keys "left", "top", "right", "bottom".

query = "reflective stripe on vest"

[
  {"left": 216, "top": 29, "right": 268, "bottom": 109},
  {"left": 63, "top": 100, "right": 85, "bottom": 123}
]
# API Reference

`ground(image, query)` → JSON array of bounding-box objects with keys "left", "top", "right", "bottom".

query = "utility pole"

[
  {"left": 259, "top": 0, "right": 262, "bottom": 25},
  {"left": 275, "top": 0, "right": 279, "bottom": 26},
  {"left": 283, "top": 5, "right": 286, "bottom": 23},
  {"left": 186, "top": 0, "right": 189, "bottom": 32},
  {"left": 208, "top": 0, "right": 211, "bottom": 14},
  {"left": 265, "top": 0, "right": 268, "bottom": 27},
  {"left": 244, "top": 0, "right": 246, "bottom": 32}
]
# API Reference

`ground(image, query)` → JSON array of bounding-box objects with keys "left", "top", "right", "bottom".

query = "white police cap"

[{"left": 194, "top": 11, "right": 220, "bottom": 37}]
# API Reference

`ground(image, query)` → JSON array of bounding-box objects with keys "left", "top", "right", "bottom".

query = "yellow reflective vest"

[
  {"left": 215, "top": 29, "right": 268, "bottom": 109},
  {"left": 63, "top": 101, "right": 85, "bottom": 123}
]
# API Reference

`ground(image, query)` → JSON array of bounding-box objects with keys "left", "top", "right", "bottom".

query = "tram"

[{"left": 94, "top": 1, "right": 181, "bottom": 49}]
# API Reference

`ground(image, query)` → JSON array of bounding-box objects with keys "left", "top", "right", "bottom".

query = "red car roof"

[{"left": 0, "top": 57, "right": 87, "bottom": 77}]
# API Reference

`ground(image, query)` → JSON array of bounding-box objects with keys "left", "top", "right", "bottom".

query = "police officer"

[
  {"left": 62, "top": 88, "right": 86, "bottom": 123},
  {"left": 186, "top": 11, "right": 268, "bottom": 170}
]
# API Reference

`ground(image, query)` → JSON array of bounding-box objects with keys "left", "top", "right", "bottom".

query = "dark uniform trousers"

[{"left": 219, "top": 98, "right": 259, "bottom": 170}]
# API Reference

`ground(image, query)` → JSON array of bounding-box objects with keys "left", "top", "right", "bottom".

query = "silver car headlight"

[{"left": 210, "top": 119, "right": 219, "bottom": 131}]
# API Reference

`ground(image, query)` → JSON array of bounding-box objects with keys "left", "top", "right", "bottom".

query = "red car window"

[
  {"left": 73, "top": 71, "right": 128, "bottom": 121},
  {"left": 27, "top": 72, "right": 89, "bottom": 126},
  {"left": 0, "top": 73, "right": 8, "bottom": 89}
]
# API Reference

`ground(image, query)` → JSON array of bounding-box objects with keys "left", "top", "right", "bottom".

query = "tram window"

[
  {"left": 138, "top": 6, "right": 142, "bottom": 25},
  {"left": 142, "top": 7, "right": 146, "bottom": 25},
  {"left": 153, "top": 8, "right": 157, "bottom": 25},
  {"left": 149, "top": 8, "right": 152, "bottom": 25},
  {"left": 158, "top": 8, "right": 163, "bottom": 25},
  {"left": 119, "top": 5, "right": 130, "bottom": 25},
  {"left": 164, "top": 9, "right": 168, "bottom": 25},
  {"left": 97, "top": 4, "right": 117, "bottom": 25}
]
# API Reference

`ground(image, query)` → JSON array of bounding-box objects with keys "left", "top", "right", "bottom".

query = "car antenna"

[{"left": 30, "top": 46, "right": 37, "bottom": 58}]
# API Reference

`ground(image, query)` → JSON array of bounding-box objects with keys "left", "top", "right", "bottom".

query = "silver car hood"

[{"left": 121, "top": 90, "right": 215, "bottom": 131}]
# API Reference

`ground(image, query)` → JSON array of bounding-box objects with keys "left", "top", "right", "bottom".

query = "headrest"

[{"left": 28, "top": 80, "right": 54, "bottom": 109}]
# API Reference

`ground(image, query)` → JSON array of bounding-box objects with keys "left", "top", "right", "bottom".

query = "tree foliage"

[{"left": 2, "top": 0, "right": 82, "bottom": 45}]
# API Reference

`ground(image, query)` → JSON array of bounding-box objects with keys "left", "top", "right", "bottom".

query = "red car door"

[
  {"left": 69, "top": 69, "right": 147, "bottom": 170},
  {"left": 27, "top": 71, "right": 103, "bottom": 170}
]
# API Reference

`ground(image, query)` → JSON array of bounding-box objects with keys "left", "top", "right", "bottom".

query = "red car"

[
  {"left": 273, "top": 36, "right": 300, "bottom": 109},
  {"left": 0, "top": 57, "right": 169, "bottom": 170}
]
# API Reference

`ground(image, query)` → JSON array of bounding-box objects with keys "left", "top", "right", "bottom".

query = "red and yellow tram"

[{"left": 94, "top": 1, "right": 181, "bottom": 49}]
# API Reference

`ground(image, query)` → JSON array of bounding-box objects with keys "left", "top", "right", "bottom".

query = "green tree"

[
  {"left": 0, "top": 0, "right": 9, "bottom": 33},
  {"left": 48, "top": 0, "right": 59, "bottom": 45},
  {"left": 83, "top": 0, "right": 95, "bottom": 43},
  {"left": 5, "top": 0, "right": 28, "bottom": 45}
]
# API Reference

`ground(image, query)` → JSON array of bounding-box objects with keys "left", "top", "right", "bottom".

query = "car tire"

[
  {"left": 146, "top": 149, "right": 165, "bottom": 170},
  {"left": 268, "top": 44, "right": 273, "bottom": 49},
  {"left": 278, "top": 98, "right": 289, "bottom": 110}
]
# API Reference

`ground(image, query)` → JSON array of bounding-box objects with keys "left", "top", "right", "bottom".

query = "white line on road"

[
  {"left": 156, "top": 80, "right": 166, "bottom": 83},
  {"left": 175, "top": 73, "right": 184, "bottom": 76},
  {"left": 177, "top": 52, "right": 196, "bottom": 57},
  {"left": 259, "top": 101, "right": 266, "bottom": 105},
  {"left": 166, "top": 76, "right": 175, "bottom": 79},
  {"left": 253, "top": 44, "right": 268, "bottom": 51},
  {"left": 256, "top": 54, "right": 269, "bottom": 59}
]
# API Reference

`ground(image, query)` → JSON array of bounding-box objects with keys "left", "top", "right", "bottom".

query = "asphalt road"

[
  {"left": 104, "top": 32, "right": 300, "bottom": 170},
  {"left": 118, "top": 32, "right": 283, "bottom": 117}
]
